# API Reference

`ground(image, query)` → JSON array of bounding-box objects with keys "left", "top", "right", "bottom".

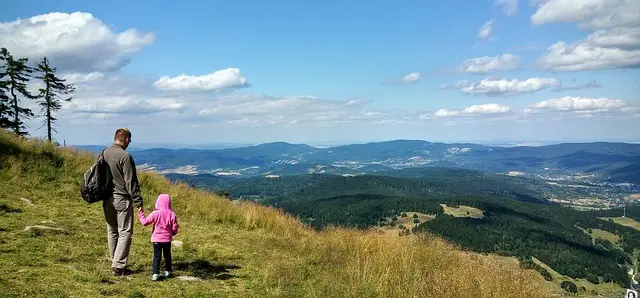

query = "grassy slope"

[
  {"left": 0, "top": 132, "right": 557, "bottom": 298},
  {"left": 589, "top": 229, "right": 621, "bottom": 244},
  {"left": 532, "top": 257, "right": 623, "bottom": 297},
  {"left": 605, "top": 217, "right": 640, "bottom": 231},
  {"left": 440, "top": 204, "right": 484, "bottom": 219}
]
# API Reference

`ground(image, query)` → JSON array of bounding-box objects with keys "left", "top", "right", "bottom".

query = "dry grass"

[{"left": 0, "top": 131, "right": 556, "bottom": 297}]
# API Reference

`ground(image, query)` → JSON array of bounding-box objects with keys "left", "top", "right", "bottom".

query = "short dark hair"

[{"left": 114, "top": 128, "right": 131, "bottom": 142}]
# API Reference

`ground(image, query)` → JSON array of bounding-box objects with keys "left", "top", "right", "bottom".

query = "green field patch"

[
  {"left": 602, "top": 217, "right": 640, "bottom": 231},
  {"left": 440, "top": 204, "right": 484, "bottom": 219}
]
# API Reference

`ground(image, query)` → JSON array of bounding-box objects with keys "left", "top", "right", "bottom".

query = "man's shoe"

[
  {"left": 112, "top": 267, "right": 133, "bottom": 276},
  {"left": 164, "top": 271, "right": 171, "bottom": 278},
  {"left": 152, "top": 274, "right": 159, "bottom": 281}
]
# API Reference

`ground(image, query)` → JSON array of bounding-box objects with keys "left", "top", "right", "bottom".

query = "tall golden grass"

[{"left": 0, "top": 130, "right": 556, "bottom": 297}]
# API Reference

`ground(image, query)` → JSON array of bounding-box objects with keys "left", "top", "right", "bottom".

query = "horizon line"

[{"left": 66, "top": 138, "right": 640, "bottom": 150}]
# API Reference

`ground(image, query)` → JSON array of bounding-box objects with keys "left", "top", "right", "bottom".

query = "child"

[{"left": 138, "top": 193, "right": 179, "bottom": 281}]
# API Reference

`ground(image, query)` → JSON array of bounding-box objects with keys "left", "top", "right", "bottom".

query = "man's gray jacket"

[{"left": 103, "top": 144, "right": 143, "bottom": 207}]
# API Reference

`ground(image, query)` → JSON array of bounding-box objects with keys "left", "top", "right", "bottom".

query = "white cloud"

[
  {"left": 400, "top": 72, "right": 420, "bottom": 84},
  {"left": 64, "top": 96, "right": 185, "bottom": 115},
  {"left": 47, "top": 72, "right": 394, "bottom": 127},
  {"left": 459, "top": 54, "right": 521, "bottom": 74},
  {"left": 153, "top": 68, "right": 250, "bottom": 91},
  {"left": 478, "top": 20, "right": 494, "bottom": 39},
  {"left": 458, "top": 77, "right": 560, "bottom": 95},
  {"left": 524, "top": 96, "right": 627, "bottom": 113},
  {"left": 196, "top": 94, "right": 392, "bottom": 126},
  {"left": 530, "top": 0, "right": 639, "bottom": 30},
  {"left": 442, "top": 77, "right": 602, "bottom": 95},
  {"left": 431, "top": 104, "right": 511, "bottom": 118},
  {"left": 0, "top": 12, "right": 155, "bottom": 72},
  {"left": 532, "top": 0, "right": 640, "bottom": 71},
  {"left": 495, "top": 0, "right": 519, "bottom": 16},
  {"left": 383, "top": 72, "right": 420, "bottom": 85},
  {"left": 62, "top": 72, "right": 104, "bottom": 84},
  {"left": 536, "top": 35, "right": 640, "bottom": 71}
]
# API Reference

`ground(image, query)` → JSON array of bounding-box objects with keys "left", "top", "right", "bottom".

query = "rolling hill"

[
  {"left": 0, "top": 130, "right": 562, "bottom": 297},
  {"left": 166, "top": 167, "right": 640, "bottom": 294},
  {"left": 76, "top": 139, "right": 640, "bottom": 184}
]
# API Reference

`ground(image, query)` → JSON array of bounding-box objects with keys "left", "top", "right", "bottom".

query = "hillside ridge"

[{"left": 0, "top": 131, "right": 562, "bottom": 297}]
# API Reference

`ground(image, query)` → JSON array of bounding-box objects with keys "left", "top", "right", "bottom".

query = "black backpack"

[{"left": 80, "top": 149, "right": 113, "bottom": 203}]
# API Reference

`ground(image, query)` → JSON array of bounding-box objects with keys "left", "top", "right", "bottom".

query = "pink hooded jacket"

[{"left": 138, "top": 194, "right": 179, "bottom": 243}]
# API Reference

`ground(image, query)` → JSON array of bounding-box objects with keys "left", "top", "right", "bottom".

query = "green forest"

[{"left": 168, "top": 172, "right": 640, "bottom": 288}]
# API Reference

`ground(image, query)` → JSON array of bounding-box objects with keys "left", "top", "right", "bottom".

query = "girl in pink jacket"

[{"left": 138, "top": 193, "right": 179, "bottom": 281}]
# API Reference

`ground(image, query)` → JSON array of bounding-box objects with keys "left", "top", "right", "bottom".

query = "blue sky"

[{"left": 1, "top": 0, "right": 639, "bottom": 146}]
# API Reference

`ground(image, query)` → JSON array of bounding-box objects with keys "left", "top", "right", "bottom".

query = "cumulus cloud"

[
  {"left": 0, "top": 12, "right": 155, "bottom": 72},
  {"left": 455, "top": 77, "right": 560, "bottom": 95},
  {"left": 531, "top": 0, "right": 639, "bottom": 30},
  {"left": 459, "top": 54, "right": 521, "bottom": 74},
  {"left": 383, "top": 72, "right": 420, "bottom": 85},
  {"left": 495, "top": 0, "right": 519, "bottom": 16},
  {"left": 153, "top": 68, "right": 250, "bottom": 91},
  {"left": 536, "top": 37, "right": 640, "bottom": 71},
  {"left": 532, "top": 0, "right": 640, "bottom": 71},
  {"left": 478, "top": 20, "right": 494, "bottom": 39},
  {"left": 429, "top": 104, "right": 511, "bottom": 118},
  {"left": 524, "top": 97, "right": 627, "bottom": 114},
  {"left": 441, "top": 77, "right": 602, "bottom": 95}
]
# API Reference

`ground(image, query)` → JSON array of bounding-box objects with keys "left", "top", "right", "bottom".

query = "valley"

[{"left": 74, "top": 139, "right": 640, "bottom": 296}]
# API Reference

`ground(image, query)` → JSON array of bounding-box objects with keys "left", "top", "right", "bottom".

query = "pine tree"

[
  {"left": 35, "top": 57, "right": 75, "bottom": 142},
  {"left": 0, "top": 48, "right": 36, "bottom": 136},
  {"left": 0, "top": 51, "right": 12, "bottom": 129}
]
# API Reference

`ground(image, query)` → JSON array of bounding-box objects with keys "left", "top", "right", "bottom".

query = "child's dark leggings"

[{"left": 153, "top": 242, "right": 172, "bottom": 274}]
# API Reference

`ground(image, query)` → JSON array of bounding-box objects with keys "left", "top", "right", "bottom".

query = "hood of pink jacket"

[{"left": 155, "top": 194, "right": 172, "bottom": 210}]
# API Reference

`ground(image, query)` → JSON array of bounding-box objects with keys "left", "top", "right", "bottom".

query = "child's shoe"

[
  {"left": 164, "top": 271, "right": 172, "bottom": 278},
  {"left": 152, "top": 274, "right": 159, "bottom": 281}
]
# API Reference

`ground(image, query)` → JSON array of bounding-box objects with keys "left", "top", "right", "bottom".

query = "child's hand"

[{"left": 137, "top": 206, "right": 143, "bottom": 213}]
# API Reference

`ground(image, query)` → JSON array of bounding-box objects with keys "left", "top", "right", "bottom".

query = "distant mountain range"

[{"left": 72, "top": 139, "right": 640, "bottom": 184}]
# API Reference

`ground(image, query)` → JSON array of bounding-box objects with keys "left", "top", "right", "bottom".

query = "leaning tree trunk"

[
  {"left": 10, "top": 86, "right": 19, "bottom": 135},
  {"left": 47, "top": 103, "right": 52, "bottom": 142}
]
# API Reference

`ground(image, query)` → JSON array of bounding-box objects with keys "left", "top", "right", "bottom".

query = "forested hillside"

[{"left": 168, "top": 170, "right": 640, "bottom": 291}]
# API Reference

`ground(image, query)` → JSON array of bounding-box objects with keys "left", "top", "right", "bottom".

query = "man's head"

[{"left": 114, "top": 128, "right": 132, "bottom": 149}]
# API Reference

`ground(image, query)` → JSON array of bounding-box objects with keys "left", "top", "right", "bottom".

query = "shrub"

[
  {"left": 538, "top": 268, "right": 553, "bottom": 281},
  {"left": 412, "top": 214, "right": 418, "bottom": 218},
  {"left": 560, "top": 281, "right": 577, "bottom": 294},
  {"left": 401, "top": 212, "right": 407, "bottom": 218},
  {"left": 586, "top": 274, "right": 599, "bottom": 284}
]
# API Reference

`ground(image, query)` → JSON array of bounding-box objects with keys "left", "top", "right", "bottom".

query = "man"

[{"left": 102, "top": 128, "right": 144, "bottom": 276}]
